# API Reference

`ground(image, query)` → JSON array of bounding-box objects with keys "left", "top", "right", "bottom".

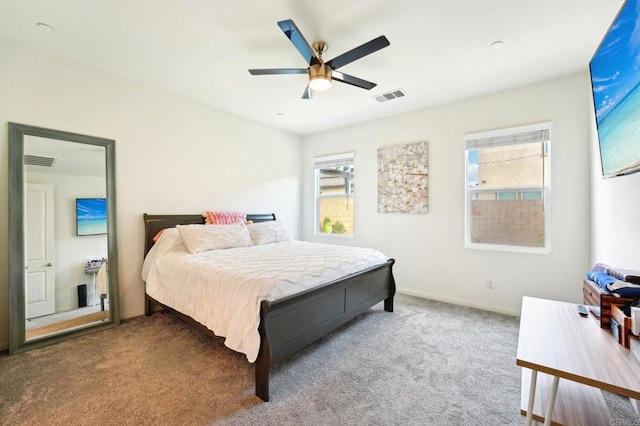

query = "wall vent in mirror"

[{"left": 24, "top": 154, "right": 57, "bottom": 167}]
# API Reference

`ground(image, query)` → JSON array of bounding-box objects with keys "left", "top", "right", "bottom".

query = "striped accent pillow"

[{"left": 204, "top": 211, "right": 247, "bottom": 225}]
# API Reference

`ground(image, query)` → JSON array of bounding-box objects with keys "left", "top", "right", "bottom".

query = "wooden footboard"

[{"left": 255, "top": 259, "right": 395, "bottom": 401}]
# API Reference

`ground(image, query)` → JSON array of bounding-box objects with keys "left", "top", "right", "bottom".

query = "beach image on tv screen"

[
  {"left": 77, "top": 198, "right": 107, "bottom": 236},
  {"left": 590, "top": 0, "right": 640, "bottom": 176}
]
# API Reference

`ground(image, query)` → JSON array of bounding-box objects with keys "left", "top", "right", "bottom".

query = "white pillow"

[
  {"left": 151, "top": 227, "right": 183, "bottom": 252},
  {"left": 247, "top": 220, "right": 291, "bottom": 245},
  {"left": 176, "top": 222, "right": 253, "bottom": 254}
]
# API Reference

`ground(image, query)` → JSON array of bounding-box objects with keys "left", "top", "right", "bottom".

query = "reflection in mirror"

[
  {"left": 9, "top": 123, "right": 120, "bottom": 354},
  {"left": 25, "top": 137, "right": 108, "bottom": 339}
]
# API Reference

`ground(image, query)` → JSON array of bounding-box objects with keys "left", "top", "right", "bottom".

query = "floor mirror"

[{"left": 8, "top": 123, "right": 120, "bottom": 354}]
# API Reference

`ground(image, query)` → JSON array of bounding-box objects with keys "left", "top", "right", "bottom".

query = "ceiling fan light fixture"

[
  {"left": 309, "top": 63, "right": 332, "bottom": 91},
  {"left": 309, "top": 76, "right": 332, "bottom": 91}
]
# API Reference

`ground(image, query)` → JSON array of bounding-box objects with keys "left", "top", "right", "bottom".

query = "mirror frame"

[{"left": 8, "top": 122, "right": 120, "bottom": 354}]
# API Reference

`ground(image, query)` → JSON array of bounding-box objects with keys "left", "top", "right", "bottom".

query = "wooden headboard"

[{"left": 143, "top": 213, "right": 276, "bottom": 257}]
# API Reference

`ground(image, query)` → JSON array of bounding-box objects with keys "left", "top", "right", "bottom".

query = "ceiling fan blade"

[
  {"left": 302, "top": 85, "right": 313, "bottom": 100},
  {"left": 277, "top": 19, "right": 318, "bottom": 66},
  {"left": 326, "top": 36, "right": 390, "bottom": 70},
  {"left": 249, "top": 68, "right": 308, "bottom": 75},
  {"left": 332, "top": 71, "right": 377, "bottom": 90}
]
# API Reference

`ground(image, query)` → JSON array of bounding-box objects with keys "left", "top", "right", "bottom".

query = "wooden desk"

[{"left": 516, "top": 296, "right": 640, "bottom": 426}]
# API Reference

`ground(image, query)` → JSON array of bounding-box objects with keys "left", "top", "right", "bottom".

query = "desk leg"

[
  {"left": 525, "top": 369, "right": 537, "bottom": 426},
  {"left": 542, "top": 375, "right": 560, "bottom": 426}
]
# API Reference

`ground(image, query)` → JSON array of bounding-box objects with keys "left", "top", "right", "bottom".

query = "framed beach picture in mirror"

[{"left": 76, "top": 197, "right": 107, "bottom": 236}]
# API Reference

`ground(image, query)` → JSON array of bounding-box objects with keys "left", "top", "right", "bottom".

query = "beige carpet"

[{"left": 0, "top": 294, "right": 637, "bottom": 425}]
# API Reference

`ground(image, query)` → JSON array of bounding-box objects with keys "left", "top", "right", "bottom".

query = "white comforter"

[{"left": 142, "top": 229, "right": 389, "bottom": 362}]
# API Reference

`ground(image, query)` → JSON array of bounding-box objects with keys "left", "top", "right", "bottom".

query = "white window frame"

[
  {"left": 314, "top": 152, "right": 355, "bottom": 237},
  {"left": 464, "top": 122, "right": 552, "bottom": 254}
]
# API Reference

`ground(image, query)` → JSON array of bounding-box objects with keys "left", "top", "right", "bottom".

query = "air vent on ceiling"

[
  {"left": 24, "top": 154, "right": 57, "bottom": 168},
  {"left": 373, "top": 89, "right": 407, "bottom": 103}
]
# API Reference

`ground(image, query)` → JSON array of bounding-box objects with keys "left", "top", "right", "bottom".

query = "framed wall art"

[
  {"left": 377, "top": 142, "right": 428, "bottom": 213},
  {"left": 76, "top": 197, "right": 107, "bottom": 236}
]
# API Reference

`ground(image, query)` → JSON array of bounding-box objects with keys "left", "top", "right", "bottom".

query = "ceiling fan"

[{"left": 249, "top": 19, "right": 390, "bottom": 99}]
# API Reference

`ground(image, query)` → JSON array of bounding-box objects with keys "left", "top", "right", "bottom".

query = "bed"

[{"left": 142, "top": 213, "right": 396, "bottom": 401}]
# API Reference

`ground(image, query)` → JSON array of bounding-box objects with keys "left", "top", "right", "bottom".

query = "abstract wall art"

[{"left": 377, "top": 142, "right": 428, "bottom": 213}]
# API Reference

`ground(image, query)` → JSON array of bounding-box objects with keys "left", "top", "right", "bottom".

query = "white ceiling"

[{"left": 0, "top": 0, "right": 624, "bottom": 136}]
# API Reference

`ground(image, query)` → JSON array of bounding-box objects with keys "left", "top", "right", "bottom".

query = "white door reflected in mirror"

[{"left": 25, "top": 183, "right": 56, "bottom": 319}]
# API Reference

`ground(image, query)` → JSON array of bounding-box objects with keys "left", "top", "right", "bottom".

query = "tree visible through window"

[
  {"left": 314, "top": 153, "right": 354, "bottom": 236},
  {"left": 465, "top": 124, "right": 551, "bottom": 253}
]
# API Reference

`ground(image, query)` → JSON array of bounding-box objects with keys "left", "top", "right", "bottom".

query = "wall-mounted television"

[
  {"left": 589, "top": 0, "right": 640, "bottom": 178},
  {"left": 76, "top": 198, "right": 107, "bottom": 236}
]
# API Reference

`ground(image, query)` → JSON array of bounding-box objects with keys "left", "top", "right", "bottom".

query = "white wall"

[
  {"left": 302, "top": 73, "right": 593, "bottom": 315},
  {"left": 0, "top": 38, "right": 302, "bottom": 350},
  {"left": 590, "top": 100, "right": 640, "bottom": 269}
]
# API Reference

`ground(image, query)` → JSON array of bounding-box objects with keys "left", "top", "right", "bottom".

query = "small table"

[{"left": 516, "top": 296, "right": 640, "bottom": 426}]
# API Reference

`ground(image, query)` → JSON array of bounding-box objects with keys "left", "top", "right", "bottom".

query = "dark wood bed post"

[
  {"left": 255, "top": 301, "right": 272, "bottom": 402},
  {"left": 145, "top": 294, "right": 153, "bottom": 317},
  {"left": 384, "top": 298, "right": 394, "bottom": 312},
  {"left": 384, "top": 259, "right": 396, "bottom": 312}
]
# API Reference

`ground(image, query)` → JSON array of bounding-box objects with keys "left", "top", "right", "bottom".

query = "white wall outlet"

[{"left": 487, "top": 278, "right": 494, "bottom": 289}]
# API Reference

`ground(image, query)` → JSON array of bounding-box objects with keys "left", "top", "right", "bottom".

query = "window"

[
  {"left": 314, "top": 152, "right": 354, "bottom": 236},
  {"left": 464, "top": 123, "right": 552, "bottom": 253}
]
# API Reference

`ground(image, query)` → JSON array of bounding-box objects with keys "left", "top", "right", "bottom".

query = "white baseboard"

[{"left": 396, "top": 286, "right": 520, "bottom": 317}]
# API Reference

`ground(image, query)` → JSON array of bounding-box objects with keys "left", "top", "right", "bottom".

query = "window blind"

[
  {"left": 313, "top": 152, "right": 354, "bottom": 169},
  {"left": 465, "top": 129, "right": 551, "bottom": 150}
]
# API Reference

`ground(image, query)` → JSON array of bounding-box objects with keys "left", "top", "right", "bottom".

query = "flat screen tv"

[
  {"left": 76, "top": 198, "right": 107, "bottom": 236},
  {"left": 589, "top": 0, "right": 640, "bottom": 178}
]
